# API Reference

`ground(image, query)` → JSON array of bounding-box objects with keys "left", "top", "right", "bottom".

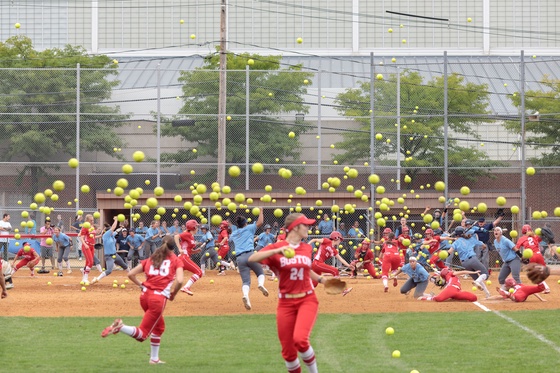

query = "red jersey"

[
  {"left": 276, "top": 233, "right": 286, "bottom": 242},
  {"left": 443, "top": 272, "right": 462, "bottom": 290},
  {"left": 423, "top": 236, "right": 441, "bottom": 254},
  {"left": 355, "top": 248, "right": 374, "bottom": 262},
  {"left": 515, "top": 235, "right": 541, "bottom": 254},
  {"left": 16, "top": 248, "right": 37, "bottom": 261},
  {"left": 397, "top": 234, "right": 411, "bottom": 250},
  {"left": 141, "top": 254, "right": 184, "bottom": 298},
  {"left": 382, "top": 240, "right": 400, "bottom": 255},
  {"left": 261, "top": 241, "right": 314, "bottom": 295},
  {"left": 314, "top": 238, "right": 338, "bottom": 263},
  {"left": 79, "top": 227, "right": 95, "bottom": 246},
  {"left": 177, "top": 231, "right": 196, "bottom": 256},
  {"left": 218, "top": 229, "right": 229, "bottom": 250}
]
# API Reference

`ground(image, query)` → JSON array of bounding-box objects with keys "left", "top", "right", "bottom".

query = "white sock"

[
  {"left": 96, "top": 264, "right": 103, "bottom": 272},
  {"left": 382, "top": 277, "right": 388, "bottom": 288},
  {"left": 242, "top": 284, "right": 250, "bottom": 298},
  {"left": 186, "top": 274, "right": 200, "bottom": 289},
  {"left": 477, "top": 274, "right": 487, "bottom": 283},
  {"left": 66, "top": 261, "right": 71, "bottom": 270},
  {"left": 150, "top": 334, "right": 161, "bottom": 361},
  {"left": 543, "top": 281, "right": 550, "bottom": 291},
  {"left": 58, "top": 263, "right": 63, "bottom": 271},
  {"left": 221, "top": 261, "right": 231, "bottom": 268},
  {"left": 119, "top": 325, "right": 136, "bottom": 337},
  {"left": 98, "top": 272, "right": 107, "bottom": 281},
  {"left": 285, "top": 358, "right": 301, "bottom": 373},
  {"left": 127, "top": 261, "right": 132, "bottom": 268},
  {"left": 257, "top": 274, "right": 265, "bottom": 287},
  {"left": 300, "top": 346, "right": 318, "bottom": 373},
  {"left": 200, "top": 263, "right": 206, "bottom": 275}
]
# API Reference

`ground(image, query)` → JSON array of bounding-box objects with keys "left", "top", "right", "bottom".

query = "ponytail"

[{"left": 150, "top": 236, "right": 175, "bottom": 269}]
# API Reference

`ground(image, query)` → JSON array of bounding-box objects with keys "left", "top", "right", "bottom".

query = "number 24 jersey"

[{"left": 261, "top": 241, "right": 314, "bottom": 294}]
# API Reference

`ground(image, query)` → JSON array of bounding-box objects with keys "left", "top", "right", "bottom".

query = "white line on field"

[{"left": 473, "top": 301, "right": 560, "bottom": 353}]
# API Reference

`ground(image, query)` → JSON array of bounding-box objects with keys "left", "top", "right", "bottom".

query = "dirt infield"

[{"left": 3, "top": 269, "right": 560, "bottom": 317}]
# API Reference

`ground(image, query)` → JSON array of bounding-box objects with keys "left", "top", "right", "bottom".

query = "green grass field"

[{"left": 2, "top": 311, "right": 560, "bottom": 372}]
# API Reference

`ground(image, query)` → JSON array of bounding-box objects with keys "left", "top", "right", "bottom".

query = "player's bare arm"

[{"left": 248, "top": 246, "right": 286, "bottom": 263}]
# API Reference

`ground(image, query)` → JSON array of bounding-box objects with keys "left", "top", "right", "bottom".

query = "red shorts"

[
  {"left": 180, "top": 255, "right": 203, "bottom": 277},
  {"left": 218, "top": 246, "right": 229, "bottom": 261},
  {"left": 434, "top": 285, "right": 477, "bottom": 302},
  {"left": 529, "top": 253, "right": 546, "bottom": 266},
  {"left": 16, "top": 257, "right": 40, "bottom": 270},
  {"left": 381, "top": 254, "right": 401, "bottom": 277},
  {"left": 138, "top": 290, "right": 168, "bottom": 340}
]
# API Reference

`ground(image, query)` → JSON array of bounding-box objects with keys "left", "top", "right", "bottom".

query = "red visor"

[{"left": 286, "top": 216, "right": 316, "bottom": 232}]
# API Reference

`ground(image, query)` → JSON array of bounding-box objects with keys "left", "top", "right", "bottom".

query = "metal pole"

[
  {"left": 156, "top": 63, "right": 161, "bottom": 187},
  {"left": 217, "top": 0, "right": 228, "bottom": 186},
  {"left": 520, "top": 50, "right": 526, "bottom": 224},
  {"left": 245, "top": 65, "right": 250, "bottom": 191},
  {"left": 443, "top": 52, "right": 449, "bottom": 227},
  {"left": 396, "top": 67, "right": 401, "bottom": 190},
  {"left": 75, "top": 63, "right": 80, "bottom": 212},
  {"left": 369, "top": 52, "right": 375, "bottom": 225},
  {"left": 317, "top": 70, "right": 322, "bottom": 190}
]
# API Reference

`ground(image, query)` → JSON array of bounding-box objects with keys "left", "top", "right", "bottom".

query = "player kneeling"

[{"left": 496, "top": 278, "right": 546, "bottom": 302}]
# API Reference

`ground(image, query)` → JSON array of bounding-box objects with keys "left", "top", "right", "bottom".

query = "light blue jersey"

[
  {"left": 256, "top": 232, "right": 275, "bottom": 248},
  {"left": 401, "top": 263, "right": 429, "bottom": 283},
  {"left": 102, "top": 230, "right": 117, "bottom": 255},
  {"left": 229, "top": 223, "right": 257, "bottom": 255},
  {"left": 52, "top": 233, "right": 71, "bottom": 247},
  {"left": 202, "top": 231, "right": 215, "bottom": 247},
  {"left": 126, "top": 234, "right": 144, "bottom": 249},
  {"left": 452, "top": 236, "right": 482, "bottom": 261},
  {"left": 494, "top": 236, "right": 517, "bottom": 263}
]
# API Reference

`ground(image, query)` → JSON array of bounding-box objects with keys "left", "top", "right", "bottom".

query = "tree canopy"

[
  {"left": 507, "top": 76, "right": 560, "bottom": 166},
  {"left": 0, "top": 36, "right": 126, "bottom": 194},
  {"left": 160, "top": 52, "right": 313, "bottom": 167},
  {"left": 334, "top": 70, "right": 502, "bottom": 178}
]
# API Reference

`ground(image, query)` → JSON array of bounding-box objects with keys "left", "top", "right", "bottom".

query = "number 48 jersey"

[
  {"left": 141, "top": 253, "right": 184, "bottom": 297},
  {"left": 261, "top": 241, "right": 314, "bottom": 295}
]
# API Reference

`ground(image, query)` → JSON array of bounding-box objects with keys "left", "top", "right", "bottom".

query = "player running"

[
  {"left": 101, "top": 236, "right": 184, "bottom": 365},
  {"left": 11, "top": 242, "right": 40, "bottom": 277},
  {"left": 308, "top": 232, "right": 353, "bottom": 289},
  {"left": 216, "top": 221, "right": 235, "bottom": 274},
  {"left": 515, "top": 224, "right": 550, "bottom": 293},
  {"left": 91, "top": 217, "right": 129, "bottom": 285},
  {"left": 378, "top": 230, "right": 402, "bottom": 292},
  {"left": 78, "top": 214, "right": 96, "bottom": 283},
  {"left": 174, "top": 219, "right": 203, "bottom": 296},
  {"left": 419, "top": 268, "right": 480, "bottom": 302},
  {"left": 248, "top": 213, "right": 325, "bottom": 373},
  {"left": 496, "top": 278, "right": 546, "bottom": 302}
]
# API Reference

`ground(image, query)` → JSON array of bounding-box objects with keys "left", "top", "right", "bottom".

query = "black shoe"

[
  {"left": 58, "top": 271, "right": 63, "bottom": 277},
  {"left": 38, "top": 268, "right": 50, "bottom": 274}
]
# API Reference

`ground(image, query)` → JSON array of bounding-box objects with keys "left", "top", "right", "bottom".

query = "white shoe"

[
  {"left": 67, "top": 269, "right": 72, "bottom": 274},
  {"left": 242, "top": 296, "right": 252, "bottom": 310},
  {"left": 149, "top": 359, "right": 166, "bottom": 364},
  {"left": 6, "top": 283, "right": 14, "bottom": 289},
  {"left": 181, "top": 287, "right": 194, "bottom": 296},
  {"left": 258, "top": 285, "right": 269, "bottom": 297},
  {"left": 91, "top": 277, "right": 99, "bottom": 285}
]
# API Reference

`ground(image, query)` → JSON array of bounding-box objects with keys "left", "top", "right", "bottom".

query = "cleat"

[
  {"left": 342, "top": 287, "right": 353, "bottom": 297},
  {"left": 101, "top": 319, "right": 123, "bottom": 337},
  {"left": 472, "top": 281, "right": 483, "bottom": 291},
  {"left": 543, "top": 288, "right": 550, "bottom": 294},
  {"left": 91, "top": 277, "right": 99, "bottom": 285},
  {"left": 418, "top": 296, "right": 432, "bottom": 301},
  {"left": 496, "top": 287, "right": 512, "bottom": 299},
  {"left": 58, "top": 271, "right": 63, "bottom": 277},
  {"left": 393, "top": 278, "right": 398, "bottom": 287},
  {"left": 217, "top": 271, "right": 226, "bottom": 276},
  {"left": 67, "top": 269, "right": 72, "bottom": 274},
  {"left": 258, "top": 285, "right": 269, "bottom": 297},
  {"left": 242, "top": 296, "right": 252, "bottom": 310},
  {"left": 384, "top": 287, "right": 388, "bottom": 293},
  {"left": 6, "top": 283, "right": 14, "bottom": 289},
  {"left": 149, "top": 360, "right": 166, "bottom": 365},
  {"left": 181, "top": 287, "right": 194, "bottom": 296}
]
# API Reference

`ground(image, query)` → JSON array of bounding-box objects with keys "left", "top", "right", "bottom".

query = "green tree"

[
  {"left": 0, "top": 36, "right": 127, "bottom": 195},
  {"left": 334, "top": 70, "right": 501, "bottom": 178},
  {"left": 507, "top": 76, "right": 560, "bottom": 166},
  {"left": 160, "top": 52, "right": 313, "bottom": 169}
]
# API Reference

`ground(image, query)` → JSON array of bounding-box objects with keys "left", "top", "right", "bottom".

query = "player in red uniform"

[
  {"left": 379, "top": 231, "right": 402, "bottom": 292},
  {"left": 249, "top": 213, "right": 326, "bottom": 373},
  {"left": 419, "top": 268, "right": 479, "bottom": 302},
  {"left": 396, "top": 226, "right": 412, "bottom": 266},
  {"left": 515, "top": 224, "right": 550, "bottom": 293},
  {"left": 216, "top": 221, "right": 234, "bottom": 274},
  {"left": 308, "top": 232, "right": 353, "bottom": 288},
  {"left": 78, "top": 214, "right": 96, "bottom": 283},
  {"left": 174, "top": 220, "right": 203, "bottom": 296},
  {"left": 496, "top": 277, "right": 546, "bottom": 302},
  {"left": 422, "top": 228, "right": 448, "bottom": 270},
  {"left": 11, "top": 242, "right": 40, "bottom": 277},
  {"left": 350, "top": 240, "right": 379, "bottom": 279},
  {"left": 101, "top": 236, "right": 184, "bottom": 365}
]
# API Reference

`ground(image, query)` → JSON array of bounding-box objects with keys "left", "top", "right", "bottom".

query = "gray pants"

[
  {"left": 57, "top": 245, "right": 71, "bottom": 263},
  {"left": 200, "top": 246, "right": 219, "bottom": 267},
  {"left": 236, "top": 251, "right": 264, "bottom": 286},
  {"left": 146, "top": 240, "right": 161, "bottom": 256},
  {"left": 127, "top": 246, "right": 145, "bottom": 261},
  {"left": 461, "top": 256, "right": 489, "bottom": 280},
  {"left": 498, "top": 257, "right": 522, "bottom": 285},
  {"left": 0, "top": 242, "right": 8, "bottom": 261},
  {"left": 104, "top": 254, "right": 128, "bottom": 275},
  {"left": 474, "top": 244, "right": 489, "bottom": 271},
  {"left": 400, "top": 278, "right": 429, "bottom": 298}
]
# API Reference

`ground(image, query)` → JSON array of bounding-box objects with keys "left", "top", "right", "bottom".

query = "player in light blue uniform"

[
  {"left": 254, "top": 224, "right": 275, "bottom": 251},
  {"left": 52, "top": 226, "right": 73, "bottom": 275},
  {"left": 229, "top": 209, "right": 268, "bottom": 310},
  {"left": 199, "top": 225, "right": 218, "bottom": 275},
  {"left": 393, "top": 256, "right": 431, "bottom": 298},
  {"left": 145, "top": 220, "right": 163, "bottom": 256},
  {"left": 447, "top": 226, "right": 490, "bottom": 297},
  {"left": 91, "top": 217, "right": 129, "bottom": 284},
  {"left": 492, "top": 226, "right": 522, "bottom": 287},
  {"left": 125, "top": 229, "right": 146, "bottom": 267}
]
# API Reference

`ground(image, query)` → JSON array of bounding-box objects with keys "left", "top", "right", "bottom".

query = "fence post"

[
  {"left": 156, "top": 63, "right": 161, "bottom": 187},
  {"left": 245, "top": 65, "right": 250, "bottom": 191},
  {"left": 369, "top": 52, "right": 375, "bottom": 234},
  {"left": 520, "top": 50, "right": 526, "bottom": 224},
  {"left": 443, "top": 52, "right": 449, "bottom": 227},
  {"left": 396, "top": 67, "right": 401, "bottom": 190},
  {"left": 317, "top": 70, "right": 322, "bottom": 190},
  {"left": 75, "top": 63, "right": 80, "bottom": 213}
]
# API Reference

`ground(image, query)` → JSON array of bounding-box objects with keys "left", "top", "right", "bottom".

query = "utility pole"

[{"left": 217, "top": 0, "right": 227, "bottom": 185}]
